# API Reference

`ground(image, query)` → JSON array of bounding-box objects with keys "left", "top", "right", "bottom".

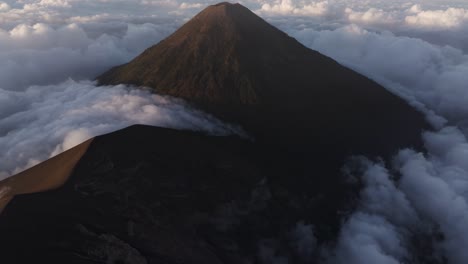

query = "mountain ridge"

[{"left": 0, "top": 125, "right": 355, "bottom": 263}]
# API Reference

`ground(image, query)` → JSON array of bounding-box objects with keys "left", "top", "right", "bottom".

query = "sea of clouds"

[{"left": 1, "top": 0, "right": 468, "bottom": 263}]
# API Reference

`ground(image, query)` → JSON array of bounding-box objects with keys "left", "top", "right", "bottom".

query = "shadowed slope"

[
  {"left": 98, "top": 2, "right": 429, "bottom": 158},
  {"left": 0, "top": 125, "right": 360, "bottom": 264}
]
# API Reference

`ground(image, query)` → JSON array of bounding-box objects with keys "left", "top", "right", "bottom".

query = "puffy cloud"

[
  {"left": 35, "top": 0, "right": 71, "bottom": 8},
  {"left": 405, "top": 5, "right": 468, "bottom": 29},
  {"left": 327, "top": 161, "right": 417, "bottom": 264},
  {"left": 179, "top": 2, "right": 203, "bottom": 9},
  {"left": 345, "top": 7, "right": 397, "bottom": 26},
  {"left": 398, "top": 127, "right": 468, "bottom": 264},
  {"left": 0, "top": 22, "right": 173, "bottom": 90},
  {"left": 259, "top": 0, "right": 330, "bottom": 16},
  {"left": 0, "top": 2, "right": 10, "bottom": 11},
  {"left": 329, "top": 125, "right": 468, "bottom": 264},
  {"left": 0, "top": 80, "right": 240, "bottom": 179},
  {"left": 396, "top": 144, "right": 468, "bottom": 264},
  {"left": 0, "top": 0, "right": 181, "bottom": 27}
]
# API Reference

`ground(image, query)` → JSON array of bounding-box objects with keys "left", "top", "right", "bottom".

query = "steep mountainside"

[{"left": 98, "top": 2, "right": 429, "bottom": 157}]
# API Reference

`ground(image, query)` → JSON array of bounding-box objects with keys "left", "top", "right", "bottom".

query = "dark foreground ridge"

[
  {"left": 98, "top": 2, "right": 429, "bottom": 156},
  {"left": 0, "top": 125, "right": 360, "bottom": 263}
]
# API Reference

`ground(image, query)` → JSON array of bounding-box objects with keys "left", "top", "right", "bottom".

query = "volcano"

[
  {"left": 98, "top": 2, "right": 428, "bottom": 156},
  {"left": 0, "top": 2, "right": 432, "bottom": 264}
]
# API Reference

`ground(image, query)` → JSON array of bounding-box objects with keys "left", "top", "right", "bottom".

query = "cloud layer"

[
  {"left": 0, "top": 80, "right": 239, "bottom": 179},
  {"left": 0, "top": 21, "right": 174, "bottom": 90},
  {"left": 0, "top": 2, "right": 236, "bottom": 180},
  {"left": 329, "top": 126, "right": 468, "bottom": 264}
]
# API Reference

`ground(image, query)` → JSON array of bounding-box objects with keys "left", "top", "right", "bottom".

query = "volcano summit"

[{"left": 98, "top": 2, "right": 428, "bottom": 156}]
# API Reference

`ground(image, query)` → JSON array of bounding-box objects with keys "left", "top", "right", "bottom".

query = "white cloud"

[
  {"left": 329, "top": 125, "right": 468, "bottom": 263},
  {"left": 0, "top": 22, "right": 172, "bottom": 90},
  {"left": 0, "top": 2, "right": 10, "bottom": 11},
  {"left": 179, "top": 2, "right": 203, "bottom": 9},
  {"left": 327, "top": 161, "right": 417, "bottom": 264},
  {"left": 345, "top": 7, "right": 396, "bottom": 25},
  {"left": 141, "top": 0, "right": 178, "bottom": 7},
  {"left": 36, "top": 0, "right": 71, "bottom": 8},
  {"left": 396, "top": 127, "right": 468, "bottom": 264},
  {"left": 0, "top": 80, "right": 240, "bottom": 179},
  {"left": 405, "top": 5, "right": 468, "bottom": 29},
  {"left": 259, "top": 0, "right": 329, "bottom": 16}
]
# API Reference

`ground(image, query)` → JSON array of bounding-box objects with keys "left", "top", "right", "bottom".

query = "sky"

[{"left": 1, "top": 0, "right": 468, "bottom": 263}]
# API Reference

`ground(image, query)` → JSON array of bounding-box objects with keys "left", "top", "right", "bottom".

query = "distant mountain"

[{"left": 98, "top": 2, "right": 428, "bottom": 157}]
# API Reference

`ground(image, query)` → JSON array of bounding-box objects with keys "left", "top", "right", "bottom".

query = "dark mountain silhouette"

[
  {"left": 98, "top": 2, "right": 428, "bottom": 157},
  {"left": 0, "top": 125, "right": 436, "bottom": 264},
  {"left": 0, "top": 125, "right": 362, "bottom": 264},
  {"left": 0, "top": 2, "right": 434, "bottom": 264}
]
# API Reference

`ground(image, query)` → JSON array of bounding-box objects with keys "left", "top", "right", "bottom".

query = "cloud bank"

[
  {"left": 0, "top": 80, "right": 239, "bottom": 179},
  {"left": 328, "top": 126, "right": 468, "bottom": 264},
  {"left": 0, "top": 2, "right": 238, "bottom": 180},
  {"left": 0, "top": 21, "right": 174, "bottom": 90}
]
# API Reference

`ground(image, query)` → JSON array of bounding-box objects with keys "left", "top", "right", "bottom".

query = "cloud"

[
  {"left": 326, "top": 160, "right": 417, "bottom": 264},
  {"left": 395, "top": 130, "right": 468, "bottom": 264},
  {"left": 405, "top": 5, "right": 468, "bottom": 29},
  {"left": 0, "top": 0, "right": 212, "bottom": 180},
  {"left": 0, "top": 22, "right": 173, "bottom": 91},
  {"left": 33, "top": 0, "right": 71, "bottom": 8},
  {"left": 0, "top": 0, "right": 183, "bottom": 28},
  {"left": 329, "top": 126, "right": 468, "bottom": 263},
  {"left": 179, "top": 2, "right": 203, "bottom": 9},
  {"left": 0, "top": 2, "right": 10, "bottom": 11},
  {"left": 345, "top": 7, "right": 397, "bottom": 26},
  {"left": 0, "top": 80, "right": 240, "bottom": 179},
  {"left": 258, "top": 0, "right": 330, "bottom": 16}
]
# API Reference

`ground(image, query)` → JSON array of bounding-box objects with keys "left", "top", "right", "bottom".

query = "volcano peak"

[{"left": 98, "top": 2, "right": 428, "bottom": 155}]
